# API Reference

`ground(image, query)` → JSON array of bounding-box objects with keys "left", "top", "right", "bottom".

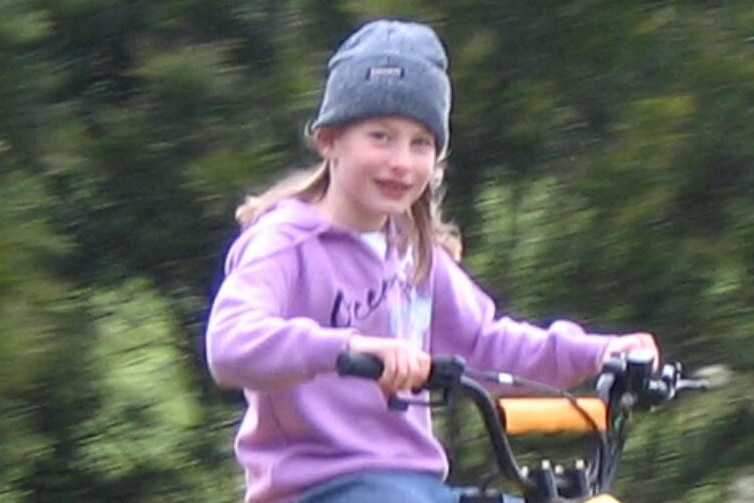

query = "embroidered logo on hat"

[{"left": 367, "top": 67, "right": 405, "bottom": 79}]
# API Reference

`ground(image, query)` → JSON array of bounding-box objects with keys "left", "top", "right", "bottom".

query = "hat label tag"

[{"left": 367, "top": 66, "right": 404, "bottom": 79}]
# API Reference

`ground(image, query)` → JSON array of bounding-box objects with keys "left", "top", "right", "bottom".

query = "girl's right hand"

[{"left": 346, "top": 335, "right": 432, "bottom": 396}]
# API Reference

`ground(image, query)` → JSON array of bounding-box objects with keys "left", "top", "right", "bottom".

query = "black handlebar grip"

[{"left": 336, "top": 351, "right": 384, "bottom": 380}]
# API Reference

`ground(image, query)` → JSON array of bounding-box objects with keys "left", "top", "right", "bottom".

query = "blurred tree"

[{"left": 2, "top": 0, "right": 754, "bottom": 501}]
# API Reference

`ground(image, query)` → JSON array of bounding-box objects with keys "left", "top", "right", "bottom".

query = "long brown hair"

[{"left": 235, "top": 148, "right": 461, "bottom": 284}]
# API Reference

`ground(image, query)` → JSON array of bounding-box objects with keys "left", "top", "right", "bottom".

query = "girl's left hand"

[{"left": 601, "top": 332, "right": 660, "bottom": 368}]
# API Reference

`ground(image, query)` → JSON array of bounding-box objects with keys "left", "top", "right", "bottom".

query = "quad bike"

[{"left": 337, "top": 350, "right": 709, "bottom": 503}]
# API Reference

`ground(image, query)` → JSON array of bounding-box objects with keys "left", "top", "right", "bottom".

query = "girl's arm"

[
  {"left": 205, "top": 245, "right": 353, "bottom": 391},
  {"left": 429, "top": 248, "right": 616, "bottom": 389}
]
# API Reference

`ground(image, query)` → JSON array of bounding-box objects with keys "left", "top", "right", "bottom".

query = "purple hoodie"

[{"left": 205, "top": 198, "right": 613, "bottom": 503}]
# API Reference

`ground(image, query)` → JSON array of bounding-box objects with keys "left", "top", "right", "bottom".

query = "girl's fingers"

[
  {"left": 347, "top": 335, "right": 432, "bottom": 395},
  {"left": 603, "top": 332, "right": 661, "bottom": 369},
  {"left": 379, "top": 347, "right": 430, "bottom": 394}
]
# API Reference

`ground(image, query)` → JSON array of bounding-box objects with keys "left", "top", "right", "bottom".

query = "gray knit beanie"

[{"left": 311, "top": 19, "right": 452, "bottom": 153}]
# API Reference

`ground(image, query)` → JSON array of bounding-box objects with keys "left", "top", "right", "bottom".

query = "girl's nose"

[{"left": 388, "top": 142, "right": 412, "bottom": 173}]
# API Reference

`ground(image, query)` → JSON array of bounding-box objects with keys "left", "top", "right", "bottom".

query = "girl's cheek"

[{"left": 422, "top": 166, "right": 435, "bottom": 184}]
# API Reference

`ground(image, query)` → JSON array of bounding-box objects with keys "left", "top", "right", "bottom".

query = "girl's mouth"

[{"left": 375, "top": 180, "right": 412, "bottom": 199}]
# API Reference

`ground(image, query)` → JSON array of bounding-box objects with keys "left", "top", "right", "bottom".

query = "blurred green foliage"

[{"left": 2, "top": 1, "right": 754, "bottom": 502}]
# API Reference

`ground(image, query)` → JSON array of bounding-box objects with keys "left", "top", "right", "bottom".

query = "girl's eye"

[
  {"left": 413, "top": 136, "right": 435, "bottom": 149},
  {"left": 369, "top": 131, "right": 390, "bottom": 142}
]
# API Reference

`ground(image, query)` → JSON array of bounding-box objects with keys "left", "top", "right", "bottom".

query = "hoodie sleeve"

[
  {"left": 205, "top": 229, "right": 354, "bottom": 391},
  {"left": 429, "top": 248, "right": 614, "bottom": 389}
]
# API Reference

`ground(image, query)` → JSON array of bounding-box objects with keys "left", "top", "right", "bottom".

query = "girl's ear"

[{"left": 313, "top": 127, "right": 337, "bottom": 158}]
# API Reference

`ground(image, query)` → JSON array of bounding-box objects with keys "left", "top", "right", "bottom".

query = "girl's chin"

[{"left": 372, "top": 200, "right": 414, "bottom": 217}]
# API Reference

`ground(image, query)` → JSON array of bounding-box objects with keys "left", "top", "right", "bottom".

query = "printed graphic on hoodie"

[
  {"left": 330, "top": 239, "right": 431, "bottom": 349},
  {"left": 389, "top": 250, "right": 431, "bottom": 349}
]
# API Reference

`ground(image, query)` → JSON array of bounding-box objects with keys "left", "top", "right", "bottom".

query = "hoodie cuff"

[{"left": 305, "top": 327, "right": 356, "bottom": 375}]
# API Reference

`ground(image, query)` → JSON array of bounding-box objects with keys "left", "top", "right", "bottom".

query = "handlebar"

[
  {"left": 336, "top": 352, "right": 465, "bottom": 391},
  {"left": 336, "top": 351, "right": 709, "bottom": 502}
]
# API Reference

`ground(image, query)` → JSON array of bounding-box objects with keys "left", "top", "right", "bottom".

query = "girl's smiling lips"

[{"left": 375, "top": 179, "right": 412, "bottom": 198}]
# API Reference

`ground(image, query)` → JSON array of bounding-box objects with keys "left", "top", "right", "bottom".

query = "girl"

[{"left": 205, "top": 19, "right": 658, "bottom": 503}]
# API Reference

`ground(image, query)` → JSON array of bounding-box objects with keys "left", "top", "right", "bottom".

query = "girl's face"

[{"left": 314, "top": 116, "right": 437, "bottom": 231}]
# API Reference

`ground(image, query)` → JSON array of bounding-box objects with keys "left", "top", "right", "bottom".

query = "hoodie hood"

[{"left": 225, "top": 198, "right": 334, "bottom": 274}]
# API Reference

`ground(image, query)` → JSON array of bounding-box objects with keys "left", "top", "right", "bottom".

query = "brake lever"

[{"left": 676, "top": 377, "right": 710, "bottom": 392}]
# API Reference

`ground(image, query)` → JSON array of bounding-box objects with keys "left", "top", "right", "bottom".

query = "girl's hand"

[
  {"left": 347, "top": 335, "right": 432, "bottom": 396},
  {"left": 601, "top": 332, "right": 660, "bottom": 368}
]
